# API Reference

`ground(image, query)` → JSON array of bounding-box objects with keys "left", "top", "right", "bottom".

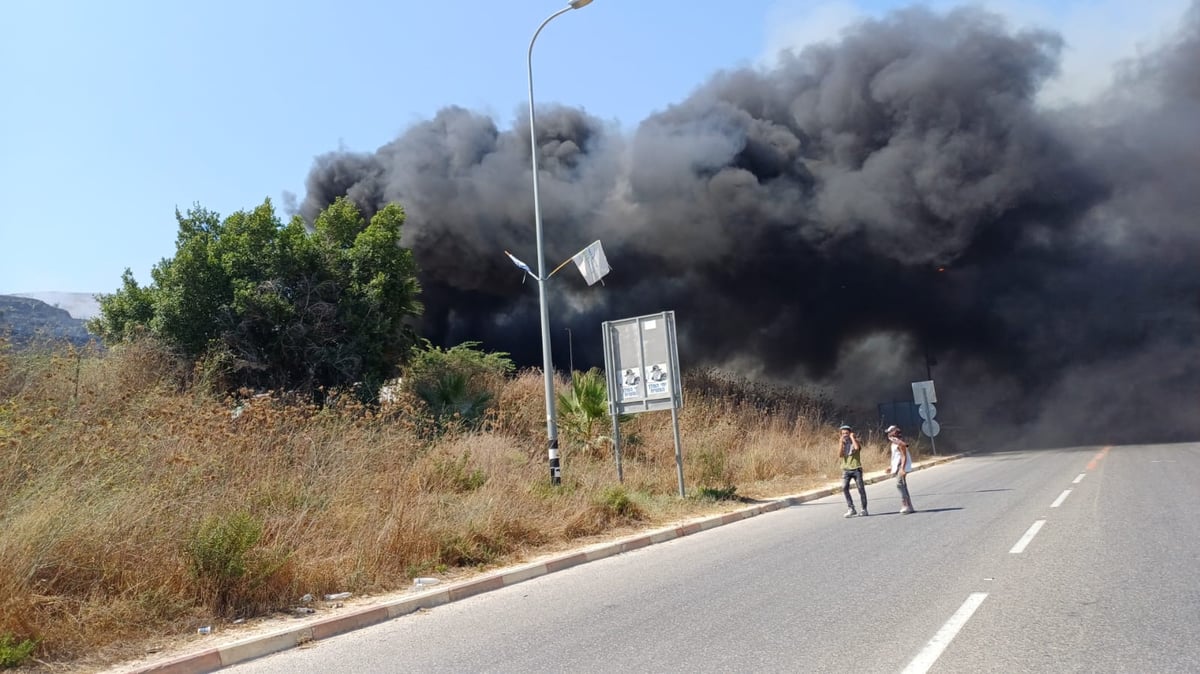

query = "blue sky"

[{"left": 0, "top": 0, "right": 1187, "bottom": 295}]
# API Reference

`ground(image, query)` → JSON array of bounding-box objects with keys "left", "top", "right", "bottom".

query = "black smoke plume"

[{"left": 300, "top": 5, "right": 1200, "bottom": 448}]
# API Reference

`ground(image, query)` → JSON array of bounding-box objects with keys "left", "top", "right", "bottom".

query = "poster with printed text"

[{"left": 645, "top": 362, "right": 670, "bottom": 396}]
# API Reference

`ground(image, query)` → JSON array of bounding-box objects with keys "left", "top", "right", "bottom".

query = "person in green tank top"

[{"left": 838, "top": 424, "right": 868, "bottom": 517}]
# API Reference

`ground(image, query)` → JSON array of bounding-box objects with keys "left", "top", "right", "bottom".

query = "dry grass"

[{"left": 0, "top": 339, "right": 897, "bottom": 670}]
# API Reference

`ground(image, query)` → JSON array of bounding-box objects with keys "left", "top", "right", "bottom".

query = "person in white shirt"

[{"left": 885, "top": 425, "right": 916, "bottom": 514}]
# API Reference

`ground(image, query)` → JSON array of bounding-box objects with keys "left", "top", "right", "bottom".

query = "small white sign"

[{"left": 912, "top": 380, "right": 937, "bottom": 405}]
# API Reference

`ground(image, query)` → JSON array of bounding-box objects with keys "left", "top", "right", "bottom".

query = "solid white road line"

[
  {"left": 902, "top": 592, "right": 989, "bottom": 674},
  {"left": 1050, "top": 489, "right": 1072, "bottom": 508},
  {"left": 1009, "top": 520, "right": 1046, "bottom": 554},
  {"left": 1072, "top": 473, "right": 1086, "bottom": 484}
]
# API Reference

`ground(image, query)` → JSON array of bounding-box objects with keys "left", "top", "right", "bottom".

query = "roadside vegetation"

[
  {"left": 0, "top": 197, "right": 908, "bottom": 670},
  {"left": 0, "top": 336, "right": 908, "bottom": 670}
]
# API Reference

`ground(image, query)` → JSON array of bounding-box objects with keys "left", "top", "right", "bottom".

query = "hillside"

[
  {"left": 0, "top": 294, "right": 94, "bottom": 347},
  {"left": 11, "top": 291, "right": 101, "bottom": 320}
]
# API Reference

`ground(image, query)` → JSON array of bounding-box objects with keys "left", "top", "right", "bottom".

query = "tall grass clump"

[
  {"left": 0, "top": 337, "right": 897, "bottom": 670},
  {"left": 185, "top": 512, "right": 296, "bottom": 617}
]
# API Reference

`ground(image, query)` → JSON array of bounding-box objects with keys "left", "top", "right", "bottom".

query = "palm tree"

[
  {"left": 557, "top": 368, "right": 619, "bottom": 455},
  {"left": 414, "top": 370, "right": 492, "bottom": 433}
]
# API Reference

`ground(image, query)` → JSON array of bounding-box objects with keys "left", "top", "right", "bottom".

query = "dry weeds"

[{"left": 0, "top": 339, "right": 904, "bottom": 671}]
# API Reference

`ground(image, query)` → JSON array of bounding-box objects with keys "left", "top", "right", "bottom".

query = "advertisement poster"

[
  {"left": 621, "top": 367, "right": 642, "bottom": 401},
  {"left": 645, "top": 362, "right": 670, "bottom": 396}
]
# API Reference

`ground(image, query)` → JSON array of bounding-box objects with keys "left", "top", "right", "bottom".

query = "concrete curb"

[{"left": 126, "top": 453, "right": 965, "bottom": 673}]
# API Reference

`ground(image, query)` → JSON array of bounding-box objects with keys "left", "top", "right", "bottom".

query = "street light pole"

[
  {"left": 564, "top": 327, "right": 574, "bottom": 375},
  {"left": 528, "top": 0, "right": 593, "bottom": 486}
]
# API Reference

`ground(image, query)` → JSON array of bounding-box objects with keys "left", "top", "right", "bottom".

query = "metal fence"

[{"left": 877, "top": 400, "right": 922, "bottom": 433}]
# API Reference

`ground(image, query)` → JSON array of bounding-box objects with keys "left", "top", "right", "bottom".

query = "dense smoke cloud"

[{"left": 300, "top": 4, "right": 1200, "bottom": 447}]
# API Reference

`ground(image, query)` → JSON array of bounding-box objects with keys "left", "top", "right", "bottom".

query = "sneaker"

[
  {"left": 860, "top": 509, "right": 869, "bottom": 517},
  {"left": 843, "top": 509, "right": 858, "bottom": 518},
  {"left": 900, "top": 506, "right": 914, "bottom": 514}
]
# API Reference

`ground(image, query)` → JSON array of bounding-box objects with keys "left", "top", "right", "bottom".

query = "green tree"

[
  {"left": 87, "top": 269, "right": 156, "bottom": 342},
  {"left": 90, "top": 197, "right": 422, "bottom": 400}
]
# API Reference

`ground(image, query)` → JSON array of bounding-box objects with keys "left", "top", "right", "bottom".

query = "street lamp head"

[{"left": 568, "top": 0, "right": 593, "bottom": 8}]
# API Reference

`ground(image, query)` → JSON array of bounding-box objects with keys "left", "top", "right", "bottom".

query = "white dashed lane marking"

[
  {"left": 1009, "top": 520, "right": 1046, "bottom": 554},
  {"left": 902, "top": 593, "right": 990, "bottom": 674},
  {"left": 1050, "top": 489, "right": 1072, "bottom": 508}
]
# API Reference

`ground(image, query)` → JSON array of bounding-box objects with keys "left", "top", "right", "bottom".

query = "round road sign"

[{"left": 921, "top": 419, "right": 941, "bottom": 437}]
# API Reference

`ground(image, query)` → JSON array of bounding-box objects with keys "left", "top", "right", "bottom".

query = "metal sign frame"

[
  {"left": 601, "top": 311, "right": 685, "bottom": 495},
  {"left": 602, "top": 311, "right": 683, "bottom": 415}
]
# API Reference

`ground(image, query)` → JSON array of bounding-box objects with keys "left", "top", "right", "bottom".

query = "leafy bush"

[
  {"left": 186, "top": 512, "right": 263, "bottom": 585},
  {"left": 403, "top": 341, "right": 513, "bottom": 433},
  {"left": 185, "top": 512, "right": 291, "bottom": 615},
  {"left": 695, "top": 485, "right": 739, "bottom": 501},
  {"left": 562, "top": 485, "right": 646, "bottom": 538},
  {"left": 693, "top": 446, "right": 735, "bottom": 491},
  {"left": 598, "top": 485, "right": 643, "bottom": 518},
  {"left": 0, "top": 633, "right": 37, "bottom": 668}
]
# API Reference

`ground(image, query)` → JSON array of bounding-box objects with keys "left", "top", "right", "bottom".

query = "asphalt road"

[{"left": 227, "top": 442, "right": 1200, "bottom": 674}]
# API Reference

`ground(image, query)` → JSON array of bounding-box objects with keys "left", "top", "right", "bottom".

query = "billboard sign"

[{"left": 602, "top": 311, "right": 682, "bottom": 415}]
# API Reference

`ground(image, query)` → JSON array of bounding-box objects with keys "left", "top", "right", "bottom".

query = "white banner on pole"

[{"left": 572, "top": 240, "right": 611, "bottom": 286}]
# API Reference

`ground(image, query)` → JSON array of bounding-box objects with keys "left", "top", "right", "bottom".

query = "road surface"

[{"left": 227, "top": 442, "right": 1200, "bottom": 673}]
